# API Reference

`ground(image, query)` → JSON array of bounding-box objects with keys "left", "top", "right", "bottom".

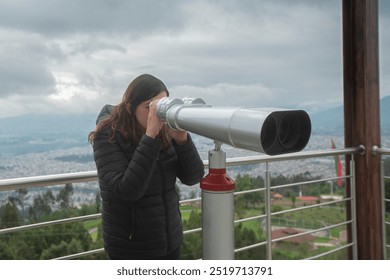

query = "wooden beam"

[{"left": 342, "top": 0, "right": 383, "bottom": 259}]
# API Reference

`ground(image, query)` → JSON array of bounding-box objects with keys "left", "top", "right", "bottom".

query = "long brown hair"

[{"left": 88, "top": 74, "right": 171, "bottom": 148}]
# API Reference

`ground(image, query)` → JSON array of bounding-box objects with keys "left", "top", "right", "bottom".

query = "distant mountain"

[
  {"left": 0, "top": 113, "right": 98, "bottom": 156},
  {"left": 0, "top": 113, "right": 97, "bottom": 136},
  {"left": 0, "top": 96, "right": 390, "bottom": 147},
  {"left": 309, "top": 95, "right": 390, "bottom": 135}
]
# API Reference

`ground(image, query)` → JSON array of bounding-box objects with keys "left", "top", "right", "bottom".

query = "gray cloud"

[
  {"left": 0, "top": 0, "right": 186, "bottom": 37},
  {"left": 0, "top": 0, "right": 388, "bottom": 118},
  {"left": 0, "top": 32, "right": 58, "bottom": 97}
]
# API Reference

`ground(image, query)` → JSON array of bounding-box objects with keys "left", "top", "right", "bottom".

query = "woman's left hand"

[{"left": 168, "top": 127, "right": 188, "bottom": 145}]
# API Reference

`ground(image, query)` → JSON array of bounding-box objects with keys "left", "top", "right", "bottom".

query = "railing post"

[
  {"left": 265, "top": 162, "right": 273, "bottom": 260},
  {"left": 380, "top": 158, "right": 387, "bottom": 260},
  {"left": 350, "top": 154, "right": 358, "bottom": 260},
  {"left": 201, "top": 141, "right": 235, "bottom": 259}
]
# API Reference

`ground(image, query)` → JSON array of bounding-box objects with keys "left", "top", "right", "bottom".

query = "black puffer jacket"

[{"left": 92, "top": 124, "right": 204, "bottom": 259}]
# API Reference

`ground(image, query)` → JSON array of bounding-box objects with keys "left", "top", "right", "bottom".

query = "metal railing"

[
  {"left": 0, "top": 146, "right": 388, "bottom": 260},
  {"left": 374, "top": 146, "right": 390, "bottom": 260}
]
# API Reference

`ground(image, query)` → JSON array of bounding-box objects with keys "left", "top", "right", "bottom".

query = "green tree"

[
  {"left": 40, "top": 239, "right": 84, "bottom": 259},
  {"left": 181, "top": 210, "right": 202, "bottom": 259},
  {"left": 291, "top": 196, "right": 296, "bottom": 208},
  {"left": 29, "top": 190, "right": 55, "bottom": 221},
  {"left": 0, "top": 200, "right": 20, "bottom": 228},
  {"left": 9, "top": 238, "right": 35, "bottom": 259},
  {"left": 235, "top": 174, "right": 264, "bottom": 213},
  {"left": 0, "top": 240, "right": 13, "bottom": 259},
  {"left": 16, "top": 188, "right": 28, "bottom": 223},
  {"left": 95, "top": 191, "right": 101, "bottom": 213},
  {"left": 57, "top": 183, "right": 74, "bottom": 209},
  {"left": 3, "top": 221, "right": 92, "bottom": 259},
  {"left": 235, "top": 223, "right": 266, "bottom": 260}
]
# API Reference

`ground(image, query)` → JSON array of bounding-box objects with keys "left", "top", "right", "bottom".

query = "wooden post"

[{"left": 342, "top": 0, "right": 383, "bottom": 259}]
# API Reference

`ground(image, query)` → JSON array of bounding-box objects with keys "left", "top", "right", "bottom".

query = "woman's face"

[{"left": 134, "top": 91, "right": 168, "bottom": 129}]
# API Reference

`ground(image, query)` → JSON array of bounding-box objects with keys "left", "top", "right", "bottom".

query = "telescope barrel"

[{"left": 156, "top": 97, "right": 311, "bottom": 155}]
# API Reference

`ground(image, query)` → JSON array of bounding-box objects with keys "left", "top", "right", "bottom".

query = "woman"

[{"left": 89, "top": 74, "right": 205, "bottom": 260}]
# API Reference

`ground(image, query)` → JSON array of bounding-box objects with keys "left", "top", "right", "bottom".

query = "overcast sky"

[{"left": 0, "top": 0, "right": 389, "bottom": 118}]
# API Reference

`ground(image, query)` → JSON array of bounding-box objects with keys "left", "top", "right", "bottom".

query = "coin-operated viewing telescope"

[
  {"left": 156, "top": 97, "right": 311, "bottom": 155},
  {"left": 157, "top": 96, "right": 311, "bottom": 259}
]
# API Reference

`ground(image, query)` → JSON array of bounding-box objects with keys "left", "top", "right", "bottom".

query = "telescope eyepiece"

[{"left": 156, "top": 97, "right": 183, "bottom": 121}]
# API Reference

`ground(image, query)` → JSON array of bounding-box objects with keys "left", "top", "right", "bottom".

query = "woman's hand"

[
  {"left": 145, "top": 100, "right": 164, "bottom": 138},
  {"left": 145, "top": 97, "right": 188, "bottom": 144},
  {"left": 168, "top": 128, "right": 188, "bottom": 145}
]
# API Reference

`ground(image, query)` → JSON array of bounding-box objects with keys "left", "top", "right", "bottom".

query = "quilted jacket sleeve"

[
  {"left": 173, "top": 134, "right": 205, "bottom": 185},
  {"left": 93, "top": 128, "right": 162, "bottom": 201}
]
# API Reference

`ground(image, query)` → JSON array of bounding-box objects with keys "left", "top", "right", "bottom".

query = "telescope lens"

[
  {"left": 261, "top": 116, "right": 277, "bottom": 152},
  {"left": 278, "top": 113, "right": 301, "bottom": 150}
]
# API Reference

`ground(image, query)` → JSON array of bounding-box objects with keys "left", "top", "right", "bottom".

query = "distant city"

[
  {"left": 1, "top": 131, "right": 388, "bottom": 207},
  {"left": 1, "top": 97, "right": 389, "bottom": 207}
]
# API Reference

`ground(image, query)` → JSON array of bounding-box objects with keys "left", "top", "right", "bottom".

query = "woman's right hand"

[{"left": 145, "top": 99, "right": 164, "bottom": 138}]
